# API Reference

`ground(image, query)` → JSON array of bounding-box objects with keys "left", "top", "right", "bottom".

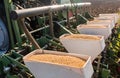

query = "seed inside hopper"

[
  {"left": 27, "top": 54, "right": 86, "bottom": 68},
  {"left": 63, "top": 34, "right": 100, "bottom": 40},
  {"left": 80, "top": 25, "right": 107, "bottom": 28}
]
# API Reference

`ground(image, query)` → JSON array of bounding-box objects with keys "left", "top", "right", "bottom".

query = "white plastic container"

[
  {"left": 87, "top": 19, "right": 114, "bottom": 29},
  {"left": 77, "top": 24, "right": 112, "bottom": 39},
  {"left": 86, "top": 23, "right": 112, "bottom": 30},
  {"left": 60, "top": 34, "right": 105, "bottom": 61},
  {"left": 94, "top": 16, "right": 115, "bottom": 28},
  {"left": 23, "top": 49, "right": 94, "bottom": 78},
  {"left": 99, "top": 13, "right": 119, "bottom": 23}
]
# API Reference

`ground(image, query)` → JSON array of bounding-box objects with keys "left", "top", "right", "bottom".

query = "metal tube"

[
  {"left": 56, "top": 22, "right": 73, "bottom": 34},
  {"left": 19, "top": 19, "right": 41, "bottom": 49},
  {"left": 4, "top": 0, "right": 15, "bottom": 48},
  {"left": 49, "top": 11, "right": 54, "bottom": 37},
  {"left": 21, "top": 26, "right": 49, "bottom": 37},
  {"left": 11, "top": 2, "right": 91, "bottom": 20},
  {"left": 67, "top": 9, "right": 70, "bottom": 28},
  {"left": 11, "top": 6, "right": 50, "bottom": 20}
]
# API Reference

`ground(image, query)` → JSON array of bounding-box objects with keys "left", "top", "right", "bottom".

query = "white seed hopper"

[
  {"left": 77, "top": 24, "right": 111, "bottom": 39},
  {"left": 94, "top": 16, "right": 115, "bottom": 28},
  {"left": 99, "top": 13, "right": 119, "bottom": 23},
  {"left": 23, "top": 49, "right": 94, "bottom": 78},
  {"left": 60, "top": 34, "right": 105, "bottom": 61},
  {"left": 87, "top": 19, "right": 114, "bottom": 29}
]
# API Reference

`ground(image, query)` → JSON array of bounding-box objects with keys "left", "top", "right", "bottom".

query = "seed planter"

[
  {"left": 60, "top": 34, "right": 105, "bottom": 61},
  {"left": 23, "top": 49, "right": 94, "bottom": 78},
  {"left": 99, "top": 13, "right": 119, "bottom": 23},
  {"left": 77, "top": 24, "right": 111, "bottom": 39},
  {"left": 87, "top": 19, "right": 114, "bottom": 29}
]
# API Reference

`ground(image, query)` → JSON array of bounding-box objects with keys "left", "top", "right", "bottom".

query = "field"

[
  {"left": 20, "top": 0, "right": 120, "bottom": 17},
  {"left": 81, "top": 0, "right": 120, "bottom": 16}
]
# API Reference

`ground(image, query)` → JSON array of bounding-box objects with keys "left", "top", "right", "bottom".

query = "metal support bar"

[
  {"left": 21, "top": 17, "right": 75, "bottom": 37},
  {"left": 96, "top": 55, "right": 102, "bottom": 78},
  {"left": 21, "top": 26, "right": 49, "bottom": 37},
  {"left": 4, "top": 0, "right": 15, "bottom": 48},
  {"left": 55, "top": 22, "right": 73, "bottom": 34},
  {"left": 75, "top": 7, "right": 78, "bottom": 25},
  {"left": 49, "top": 11, "right": 54, "bottom": 37},
  {"left": 10, "top": 2, "right": 91, "bottom": 20},
  {"left": 10, "top": 3, "right": 22, "bottom": 48},
  {"left": 19, "top": 19, "right": 41, "bottom": 49},
  {"left": 67, "top": 9, "right": 70, "bottom": 28},
  {"left": 4, "top": 55, "right": 30, "bottom": 72}
]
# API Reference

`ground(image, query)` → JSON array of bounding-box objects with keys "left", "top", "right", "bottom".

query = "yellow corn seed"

[
  {"left": 27, "top": 54, "right": 86, "bottom": 68},
  {"left": 64, "top": 34, "right": 100, "bottom": 40},
  {"left": 80, "top": 25, "right": 107, "bottom": 28}
]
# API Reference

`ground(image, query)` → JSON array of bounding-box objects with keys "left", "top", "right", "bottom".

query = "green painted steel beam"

[
  {"left": 4, "top": 0, "right": 14, "bottom": 48},
  {"left": 10, "top": 3, "right": 22, "bottom": 48},
  {"left": 4, "top": 55, "right": 30, "bottom": 72}
]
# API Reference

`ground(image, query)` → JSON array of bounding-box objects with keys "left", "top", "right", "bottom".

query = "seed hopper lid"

[{"left": 0, "top": 18, "right": 9, "bottom": 55}]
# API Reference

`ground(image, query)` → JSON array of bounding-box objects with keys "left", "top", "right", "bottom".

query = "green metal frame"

[
  {"left": 4, "top": 0, "right": 22, "bottom": 49},
  {"left": 4, "top": 0, "right": 15, "bottom": 48}
]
